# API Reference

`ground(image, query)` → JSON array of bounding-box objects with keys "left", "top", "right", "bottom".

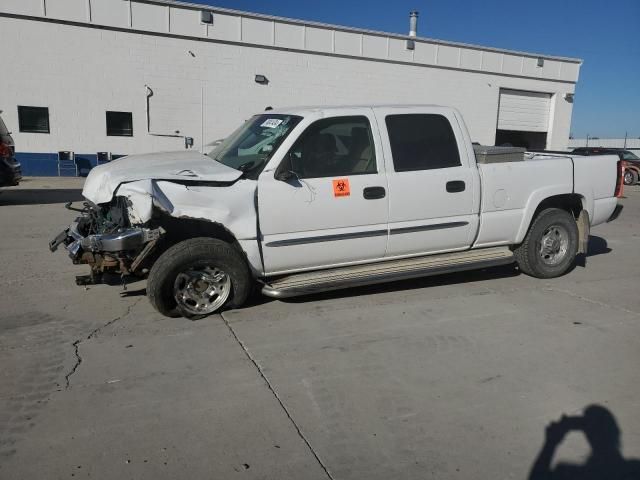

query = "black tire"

[
  {"left": 147, "top": 237, "right": 251, "bottom": 319},
  {"left": 514, "top": 208, "right": 579, "bottom": 279},
  {"left": 623, "top": 169, "right": 638, "bottom": 186}
]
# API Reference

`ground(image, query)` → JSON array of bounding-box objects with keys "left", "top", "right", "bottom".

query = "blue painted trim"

[{"left": 14, "top": 152, "right": 125, "bottom": 177}]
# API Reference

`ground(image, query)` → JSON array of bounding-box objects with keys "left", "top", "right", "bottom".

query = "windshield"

[
  {"left": 621, "top": 151, "right": 639, "bottom": 161},
  {"left": 207, "top": 114, "right": 302, "bottom": 179}
]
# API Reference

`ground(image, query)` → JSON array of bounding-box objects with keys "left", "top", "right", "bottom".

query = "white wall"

[{"left": 0, "top": 0, "right": 580, "bottom": 156}]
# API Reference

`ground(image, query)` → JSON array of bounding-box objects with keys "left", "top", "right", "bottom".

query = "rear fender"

[{"left": 515, "top": 188, "right": 583, "bottom": 244}]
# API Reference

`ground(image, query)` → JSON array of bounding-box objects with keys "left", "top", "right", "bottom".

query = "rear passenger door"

[{"left": 374, "top": 107, "right": 480, "bottom": 258}]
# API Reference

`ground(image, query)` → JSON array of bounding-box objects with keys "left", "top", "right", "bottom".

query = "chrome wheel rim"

[
  {"left": 624, "top": 171, "right": 633, "bottom": 184},
  {"left": 173, "top": 266, "right": 231, "bottom": 315},
  {"left": 539, "top": 225, "right": 569, "bottom": 266}
]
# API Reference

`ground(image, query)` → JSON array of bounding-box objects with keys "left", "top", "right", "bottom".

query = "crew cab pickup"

[{"left": 50, "top": 105, "right": 624, "bottom": 318}]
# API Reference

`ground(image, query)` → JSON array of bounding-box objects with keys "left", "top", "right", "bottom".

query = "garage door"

[{"left": 497, "top": 89, "right": 551, "bottom": 132}]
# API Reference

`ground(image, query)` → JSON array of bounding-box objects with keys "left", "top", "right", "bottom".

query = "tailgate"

[{"left": 572, "top": 154, "right": 619, "bottom": 200}]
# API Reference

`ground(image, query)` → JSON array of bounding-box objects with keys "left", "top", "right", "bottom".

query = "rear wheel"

[
  {"left": 514, "top": 208, "right": 579, "bottom": 279},
  {"left": 623, "top": 169, "right": 638, "bottom": 186},
  {"left": 147, "top": 237, "right": 251, "bottom": 319}
]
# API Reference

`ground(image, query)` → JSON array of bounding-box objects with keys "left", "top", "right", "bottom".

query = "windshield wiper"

[{"left": 237, "top": 160, "right": 256, "bottom": 172}]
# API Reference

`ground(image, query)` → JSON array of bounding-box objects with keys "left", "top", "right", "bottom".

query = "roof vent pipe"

[{"left": 407, "top": 11, "right": 418, "bottom": 50}]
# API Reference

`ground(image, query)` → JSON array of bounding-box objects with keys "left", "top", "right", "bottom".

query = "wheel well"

[
  {"left": 157, "top": 213, "right": 238, "bottom": 245},
  {"left": 141, "top": 212, "right": 246, "bottom": 270},
  {"left": 533, "top": 194, "right": 583, "bottom": 220}
]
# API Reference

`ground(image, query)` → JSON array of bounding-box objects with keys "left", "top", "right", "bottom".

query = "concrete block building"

[{"left": 0, "top": 0, "right": 582, "bottom": 175}]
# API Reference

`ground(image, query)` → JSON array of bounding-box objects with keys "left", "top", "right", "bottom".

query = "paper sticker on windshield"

[
  {"left": 261, "top": 119, "right": 283, "bottom": 129},
  {"left": 333, "top": 178, "right": 350, "bottom": 197}
]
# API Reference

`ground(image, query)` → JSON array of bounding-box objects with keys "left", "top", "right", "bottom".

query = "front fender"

[{"left": 114, "top": 179, "right": 263, "bottom": 274}]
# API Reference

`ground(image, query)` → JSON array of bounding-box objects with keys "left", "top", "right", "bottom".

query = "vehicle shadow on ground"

[
  {"left": 528, "top": 404, "right": 640, "bottom": 479},
  {"left": 576, "top": 235, "right": 611, "bottom": 268},
  {"left": 256, "top": 235, "right": 612, "bottom": 308},
  {"left": 106, "top": 235, "right": 614, "bottom": 309},
  {"left": 0, "top": 189, "right": 84, "bottom": 205},
  {"left": 248, "top": 263, "right": 521, "bottom": 308}
]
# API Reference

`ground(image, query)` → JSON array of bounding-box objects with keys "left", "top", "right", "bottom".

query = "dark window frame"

[
  {"left": 283, "top": 115, "right": 378, "bottom": 179},
  {"left": 106, "top": 111, "right": 133, "bottom": 137},
  {"left": 385, "top": 113, "right": 461, "bottom": 173},
  {"left": 17, "top": 106, "right": 50, "bottom": 134}
]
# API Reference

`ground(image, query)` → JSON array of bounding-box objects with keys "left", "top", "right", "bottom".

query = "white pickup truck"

[{"left": 50, "top": 105, "right": 624, "bottom": 318}]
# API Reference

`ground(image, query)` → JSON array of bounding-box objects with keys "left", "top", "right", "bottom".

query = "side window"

[
  {"left": 285, "top": 116, "right": 377, "bottom": 179},
  {"left": 385, "top": 114, "right": 461, "bottom": 172}
]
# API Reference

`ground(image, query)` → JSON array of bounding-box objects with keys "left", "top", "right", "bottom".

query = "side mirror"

[
  {"left": 275, "top": 169, "right": 296, "bottom": 182},
  {"left": 275, "top": 152, "right": 299, "bottom": 182}
]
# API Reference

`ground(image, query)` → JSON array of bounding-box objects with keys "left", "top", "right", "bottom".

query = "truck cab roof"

[{"left": 264, "top": 104, "right": 451, "bottom": 116}]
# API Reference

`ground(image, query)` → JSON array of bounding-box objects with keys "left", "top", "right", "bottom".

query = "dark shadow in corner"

[
  {"left": 75, "top": 157, "right": 94, "bottom": 177},
  {"left": 576, "top": 235, "right": 612, "bottom": 268},
  {"left": 120, "top": 288, "right": 147, "bottom": 298},
  {"left": 529, "top": 404, "right": 640, "bottom": 480},
  {"left": 0, "top": 189, "right": 84, "bottom": 205}
]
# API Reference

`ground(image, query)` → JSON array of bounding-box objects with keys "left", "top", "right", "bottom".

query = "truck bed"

[{"left": 473, "top": 152, "right": 619, "bottom": 248}]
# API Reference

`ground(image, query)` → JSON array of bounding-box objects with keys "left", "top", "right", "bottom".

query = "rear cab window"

[{"left": 385, "top": 114, "right": 461, "bottom": 172}]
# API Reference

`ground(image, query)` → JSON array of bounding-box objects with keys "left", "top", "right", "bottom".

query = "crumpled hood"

[{"left": 82, "top": 150, "right": 242, "bottom": 204}]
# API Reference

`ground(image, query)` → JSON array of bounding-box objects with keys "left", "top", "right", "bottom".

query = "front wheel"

[
  {"left": 623, "top": 169, "right": 638, "bottom": 186},
  {"left": 514, "top": 208, "right": 579, "bottom": 279},
  {"left": 147, "top": 237, "right": 251, "bottom": 319}
]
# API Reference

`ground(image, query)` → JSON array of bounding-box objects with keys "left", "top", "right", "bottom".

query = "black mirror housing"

[{"left": 275, "top": 169, "right": 295, "bottom": 182}]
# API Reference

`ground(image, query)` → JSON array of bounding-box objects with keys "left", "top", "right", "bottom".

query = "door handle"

[
  {"left": 446, "top": 181, "right": 466, "bottom": 193},
  {"left": 363, "top": 186, "right": 386, "bottom": 200}
]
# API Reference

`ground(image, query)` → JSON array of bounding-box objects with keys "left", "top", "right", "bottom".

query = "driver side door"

[{"left": 257, "top": 110, "right": 389, "bottom": 275}]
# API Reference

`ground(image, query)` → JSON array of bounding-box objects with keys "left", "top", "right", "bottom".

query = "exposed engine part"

[
  {"left": 51, "top": 199, "right": 165, "bottom": 284},
  {"left": 80, "top": 227, "right": 162, "bottom": 253},
  {"left": 130, "top": 235, "right": 162, "bottom": 273}
]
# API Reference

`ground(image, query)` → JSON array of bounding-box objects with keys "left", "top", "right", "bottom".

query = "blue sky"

[{"left": 200, "top": 0, "right": 639, "bottom": 139}]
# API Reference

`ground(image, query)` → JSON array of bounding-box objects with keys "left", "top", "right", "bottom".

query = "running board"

[{"left": 262, "top": 247, "right": 514, "bottom": 299}]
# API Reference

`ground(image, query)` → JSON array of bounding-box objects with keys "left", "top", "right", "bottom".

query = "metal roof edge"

[{"left": 142, "top": 0, "right": 583, "bottom": 64}]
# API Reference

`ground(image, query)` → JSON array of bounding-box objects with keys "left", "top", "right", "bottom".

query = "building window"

[
  {"left": 18, "top": 106, "right": 50, "bottom": 134},
  {"left": 106, "top": 111, "right": 133, "bottom": 137}
]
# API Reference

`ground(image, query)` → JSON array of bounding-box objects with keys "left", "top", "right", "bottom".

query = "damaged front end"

[{"left": 49, "top": 198, "right": 163, "bottom": 286}]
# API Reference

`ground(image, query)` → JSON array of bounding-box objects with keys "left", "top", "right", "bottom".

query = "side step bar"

[{"left": 262, "top": 247, "right": 514, "bottom": 299}]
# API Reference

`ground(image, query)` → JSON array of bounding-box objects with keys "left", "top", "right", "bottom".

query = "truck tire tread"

[
  {"left": 514, "top": 208, "right": 579, "bottom": 279},
  {"left": 147, "top": 237, "right": 251, "bottom": 318}
]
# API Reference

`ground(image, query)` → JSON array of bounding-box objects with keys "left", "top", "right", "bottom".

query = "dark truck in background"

[
  {"left": 0, "top": 112, "right": 21, "bottom": 187},
  {"left": 572, "top": 147, "right": 640, "bottom": 186}
]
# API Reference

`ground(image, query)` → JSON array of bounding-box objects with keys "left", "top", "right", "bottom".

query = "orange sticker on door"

[{"left": 332, "top": 178, "right": 350, "bottom": 197}]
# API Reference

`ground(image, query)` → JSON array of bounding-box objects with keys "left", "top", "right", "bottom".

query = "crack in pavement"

[
  {"left": 221, "top": 312, "right": 334, "bottom": 480},
  {"left": 64, "top": 340, "right": 82, "bottom": 389},
  {"left": 64, "top": 299, "right": 141, "bottom": 389}
]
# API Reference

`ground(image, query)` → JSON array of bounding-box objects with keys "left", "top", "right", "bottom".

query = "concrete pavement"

[{"left": 1, "top": 177, "right": 639, "bottom": 479}]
